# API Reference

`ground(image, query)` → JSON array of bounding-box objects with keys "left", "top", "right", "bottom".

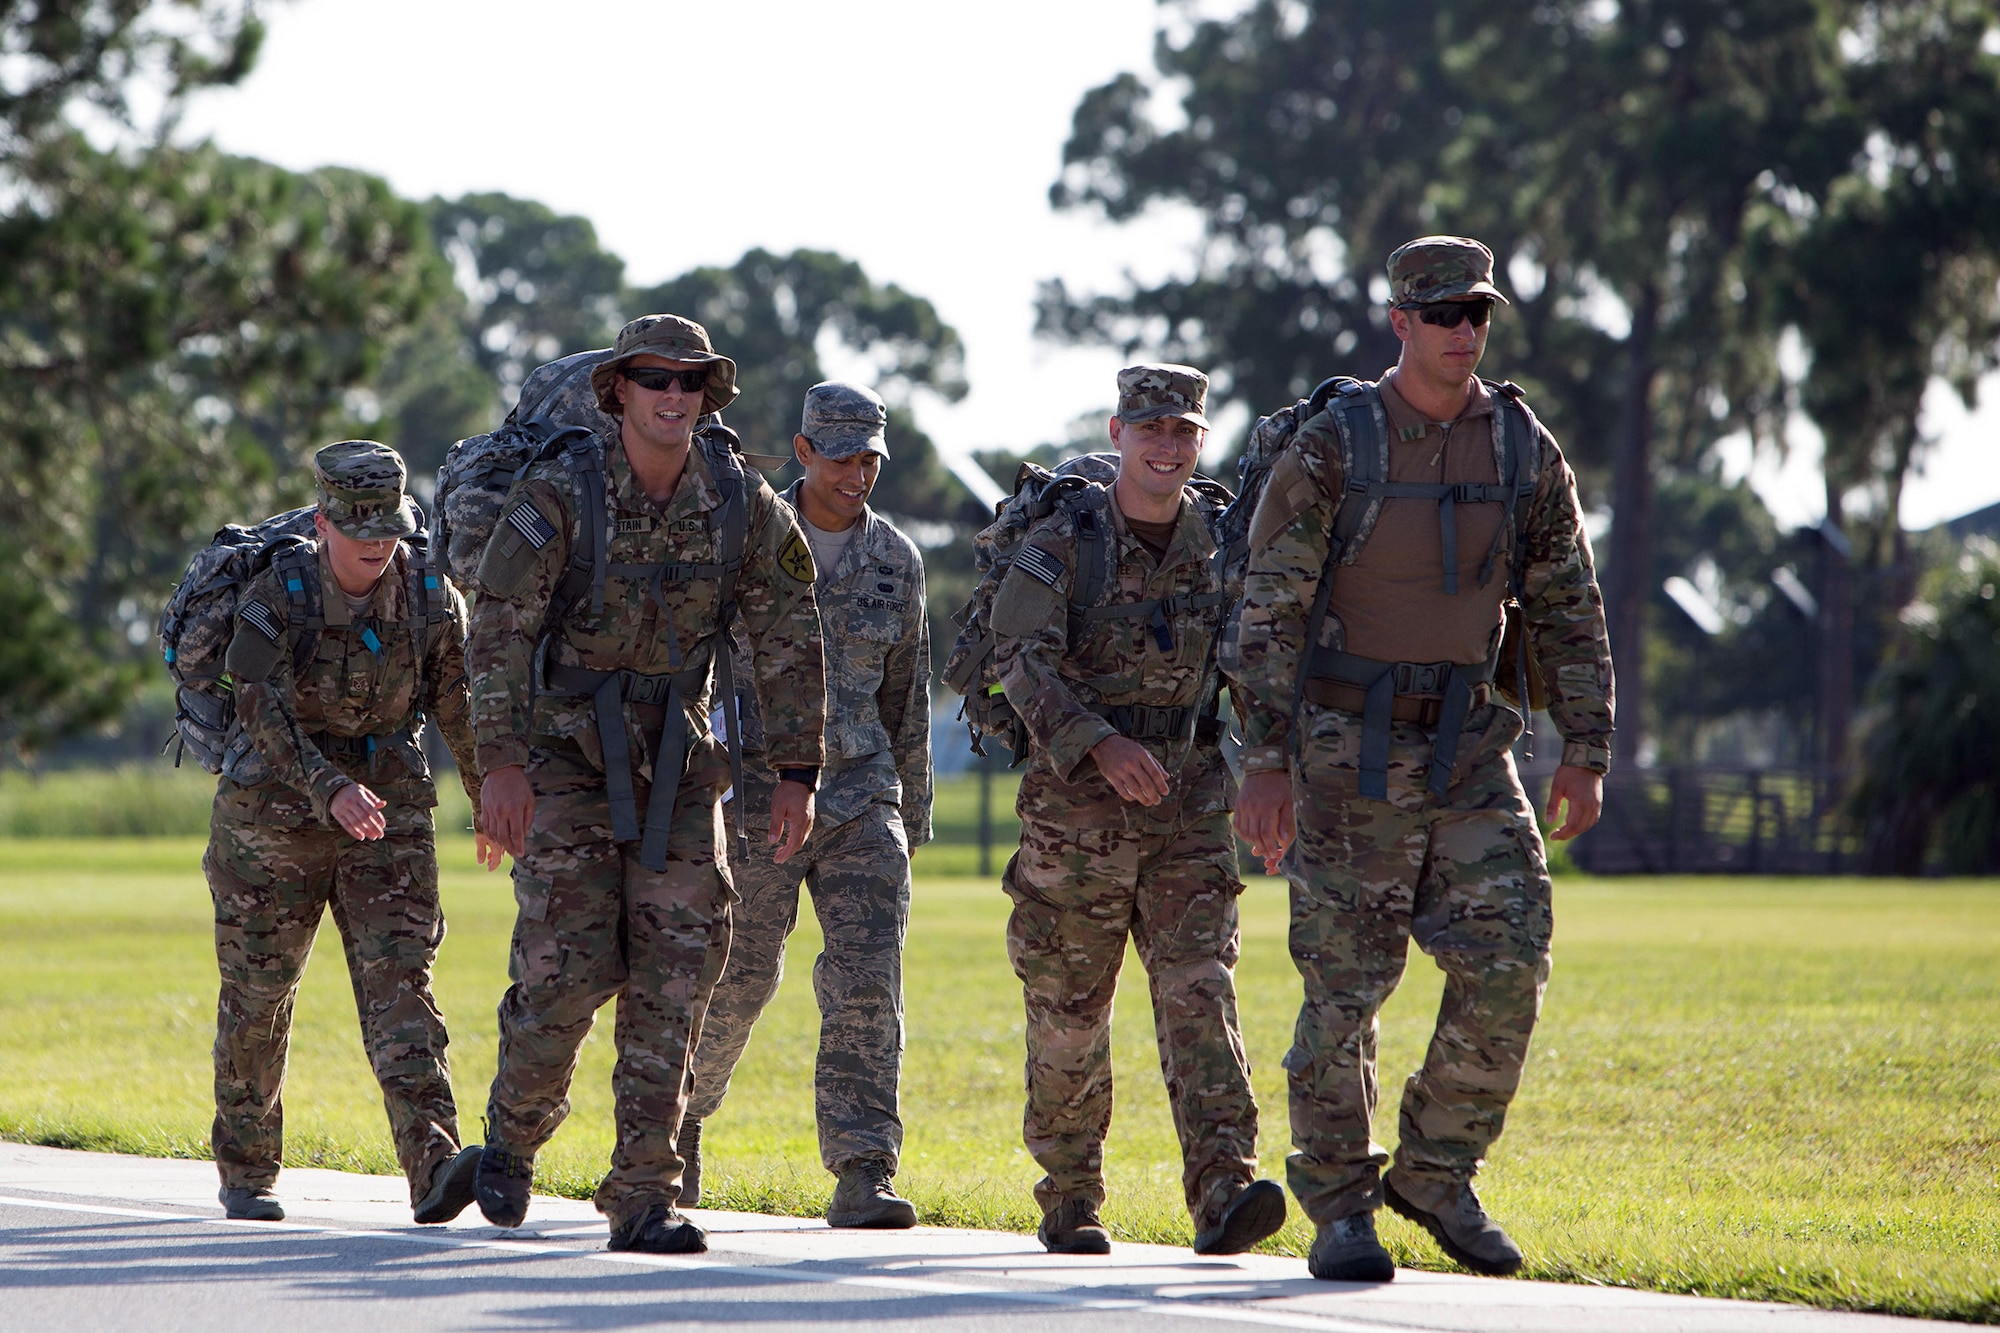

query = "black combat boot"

[
  {"left": 607, "top": 1202, "right": 708, "bottom": 1254},
  {"left": 1192, "top": 1178, "right": 1287, "bottom": 1255},
  {"left": 1307, "top": 1212, "right": 1396, "bottom": 1282},
  {"left": 413, "top": 1144, "right": 483, "bottom": 1225},
  {"left": 218, "top": 1186, "right": 284, "bottom": 1222},
  {"left": 474, "top": 1143, "right": 534, "bottom": 1229}
]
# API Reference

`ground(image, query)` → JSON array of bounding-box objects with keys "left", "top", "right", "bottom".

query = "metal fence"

[{"left": 1566, "top": 766, "right": 1856, "bottom": 876}]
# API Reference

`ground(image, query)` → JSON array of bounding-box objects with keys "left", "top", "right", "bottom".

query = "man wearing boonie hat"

[
  {"left": 683, "top": 380, "right": 932, "bottom": 1230},
  {"left": 986, "top": 363, "right": 1287, "bottom": 1258},
  {"left": 207, "top": 439, "right": 487, "bottom": 1227},
  {"left": 466, "top": 314, "right": 826, "bottom": 1253},
  {"left": 1226, "top": 235, "right": 1614, "bottom": 1281}
]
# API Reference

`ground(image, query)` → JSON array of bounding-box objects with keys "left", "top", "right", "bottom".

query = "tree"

[
  {"left": 425, "top": 191, "right": 626, "bottom": 405},
  {"left": 1040, "top": 0, "right": 1978, "bottom": 767},
  {"left": 0, "top": 135, "right": 453, "bottom": 757},
  {"left": 0, "top": 0, "right": 264, "bottom": 154},
  {"left": 1847, "top": 537, "right": 2000, "bottom": 873}
]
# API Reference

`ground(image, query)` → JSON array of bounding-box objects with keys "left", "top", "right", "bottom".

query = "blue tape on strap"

[{"left": 361, "top": 627, "right": 383, "bottom": 654}]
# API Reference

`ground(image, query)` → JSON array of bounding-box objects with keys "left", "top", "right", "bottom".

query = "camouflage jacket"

[
  {"left": 730, "top": 482, "right": 931, "bottom": 843},
  {"left": 467, "top": 431, "right": 825, "bottom": 787},
  {"left": 220, "top": 543, "right": 481, "bottom": 834},
  {"left": 990, "top": 485, "right": 1230, "bottom": 792},
  {"left": 1224, "top": 380, "right": 1614, "bottom": 776}
]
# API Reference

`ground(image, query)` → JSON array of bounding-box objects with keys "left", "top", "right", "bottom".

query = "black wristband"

[{"left": 777, "top": 767, "right": 819, "bottom": 790}]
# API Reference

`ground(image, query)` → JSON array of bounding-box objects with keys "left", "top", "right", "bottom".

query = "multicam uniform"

[
  {"left": 209, "top": 538, "right": 480, "bottom": 1207},
  {"left": 1225, "top": 370, "right": 1613, "bottom": 1226},
  {"left": 990, "top": 487, "right": 1259, "bottom": 1228},
  {"left": 689, "top": 481, "right": 931, "bottom": 1176},
  {"left": 468, "top": 432, "right": 824, "bottom": 1229}
]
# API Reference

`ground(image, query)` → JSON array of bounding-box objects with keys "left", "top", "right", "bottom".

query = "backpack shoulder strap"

[
  {"left": 265, "top": 538, "right": 324, "bottom": 674},
  {"left": 1323, "top": 379, "right": 1388, "bottom": 567},
  {"left": 541, "top": 432, "right": 608, "bottom": 631},
  {"left": 1063, "top": 484, "right": 1114, "bottom": 610}
]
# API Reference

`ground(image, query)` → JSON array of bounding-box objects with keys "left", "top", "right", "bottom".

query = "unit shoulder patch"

[{"left": 777, "top": 528, "right": 816, "bottom": 584}]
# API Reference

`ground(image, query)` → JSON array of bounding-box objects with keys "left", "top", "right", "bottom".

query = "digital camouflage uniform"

[
  {"left": 990, "top": 375, "right": 1259, "bottom": 1228},
  {"left": 207, "top": 441, "right": 482, "bottom": 1207},
  {"left": 1224, "top": 238, "right": 1614, "bottom": 1227},
  {"left": 468, "top": 361, "right": 824, "bottom": 1229},
  {"left": 689, "top": 473, "right": 932, "bottom": 1176}
]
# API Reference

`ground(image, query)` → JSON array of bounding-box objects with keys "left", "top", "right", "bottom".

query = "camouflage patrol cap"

[
  {"left": 1386, "top": 235, "right": 1511, "bottom": 307},
  {"left": 799, "top": 381, "right": 890, "bottom": 461},
  {"left": 314, "top": 440, "right": 418, "bottom": 540},
  {"left": 589, "top": 313, "right": 741, "bottom": 417},
  {"left": 1115, "top": 363, "right": 1211, "bottom": 429}
]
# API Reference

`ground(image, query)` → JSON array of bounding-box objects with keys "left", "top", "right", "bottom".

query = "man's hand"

[
  {"left": 768, "top": 780, "right": 814, "bottom": 863},
  {"left": 482, "top": 764, "right": 535, "bottom": 860},
  {"left": 330, "top": 782, "right": 388, "bottom": 841},
  {"left": 1544, "top": 764, "right": 1603, "bottom": 841},
  {"left": 473, "top": 832, "right": 506, "bottom": 871},
  {"left": 1091, "top": 735, "right": 1171, "bottom": 806},
  {"left": 1234, "top": 769, "right": 1295, "bottom": 874}
]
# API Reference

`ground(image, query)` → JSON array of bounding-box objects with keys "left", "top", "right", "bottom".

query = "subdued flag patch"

[
  {"left": 505, "top": 503, "right": 558, "bottom": 551},
  {"left": 240, "top": 600, "right": 283, "bottom": 642},
  {"left": 1016, "top": 544, "right": 1066, "bottom": 588}
]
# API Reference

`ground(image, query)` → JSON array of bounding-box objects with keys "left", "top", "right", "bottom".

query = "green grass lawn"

[{"left": 0, "top": 825, "right": 1995, "bottom": 1321}]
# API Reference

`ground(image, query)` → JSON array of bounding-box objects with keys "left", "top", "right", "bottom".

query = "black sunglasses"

[
  {"left": 624, "top": 366, "right": 710, "bottom": 393},
  {"left": 1408, "top": 300, "right": 1494, "bottom": 329}
]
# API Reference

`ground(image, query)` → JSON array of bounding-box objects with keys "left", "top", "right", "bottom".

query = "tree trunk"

[
  {"left": 1818, "top": 479, "right": 1855, "bottom": 778},
  {"left": 1604, "top": 284, "right": 1661, "bottom": 767}
]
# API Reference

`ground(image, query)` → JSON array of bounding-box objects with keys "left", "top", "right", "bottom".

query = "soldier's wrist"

[
  {"left": 777, "top": 767, "right": 818, "bottom": 790},
  {"left": 1240, "top": 745, "right": 1288, "bottom": 774}
]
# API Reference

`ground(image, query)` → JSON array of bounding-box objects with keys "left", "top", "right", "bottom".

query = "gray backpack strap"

[
  {"left": 1291, "top": 383, "right": 1386, "bottom": 742},
  {"left": 686, "top": 432, "right": 751, "bottom": 867},
  {"left": 266, "top": 540, "right": 324, "bottom": 674},
  {"left": 1068, "top": 486, "right": 1112, "bottom": 610}
]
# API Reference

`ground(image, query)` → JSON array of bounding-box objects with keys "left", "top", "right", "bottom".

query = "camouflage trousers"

[
  {"left": 687, "top": 802, "right": 911, "bottom": 1173},
  {"left": 1003, "top": 758, "right": 1258, "bottom": 1222},
  {"left": 1282, "top": 699, "right": 1553, "bottom": 1225},
  {"left": 204, "top": 812, "right": 460, "bottom": 1205},
  {"left": 485, "top": 745, "right": 733, "bottom": 1229}
]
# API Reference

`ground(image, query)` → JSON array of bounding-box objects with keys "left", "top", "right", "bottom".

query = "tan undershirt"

[
  {"left": 1325, "top": 373, "right": 1510, "bottom": 665},
  {"left": 1123, "top": 512, "right": 1178, "bottom": 565}
]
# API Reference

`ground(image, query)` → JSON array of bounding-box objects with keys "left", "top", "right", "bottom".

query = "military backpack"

[
  {"left": 942, "top": 452, "right": 1234, "bottom": 764},
  {"left": 1225, "top": 375, "right": 1549, "bottom": 797},
  {"left": 158, "top": 513, "right": 449, "bottom": 779}
]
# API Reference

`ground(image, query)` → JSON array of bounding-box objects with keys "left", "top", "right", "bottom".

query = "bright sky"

[{"left": 174, "top": 0, "right": 1998, "bottom": 530}]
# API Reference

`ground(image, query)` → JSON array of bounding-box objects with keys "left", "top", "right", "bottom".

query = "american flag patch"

[
  {"left": 240, "top": 599, "right": 283, "bottom": 642},
  {"left": 1015, "top": 544, "right": 1065, "bottom": 588},
  {"left": 505, "top": 503, "right": 557, "bottom": 550}
]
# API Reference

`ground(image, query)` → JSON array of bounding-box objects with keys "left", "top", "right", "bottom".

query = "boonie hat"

[
  {"left": 314, "top": 440, "right": 419, "bottom": 540},
  {"left": 1386, "top": 235, "right": 1510, "bottom": 307},
  {"left": 589, "top": 313, "right": 741, "bottom": 416},
  {"left": 799, "top": 381, "right": 890, "bottom": 461},
  {"left": 1115, "top": 363, "right": 1211, "bottom": 429}
]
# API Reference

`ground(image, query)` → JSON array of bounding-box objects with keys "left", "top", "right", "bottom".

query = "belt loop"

[{"left": 1359, "top": 668, "right": 1395, "bottom": 800}]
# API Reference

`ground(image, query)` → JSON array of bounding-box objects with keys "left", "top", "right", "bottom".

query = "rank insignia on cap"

[
  {"left": 1016, "top": 545, "right": 1066, "bottom": 588},
  {"left": 778, "top": 529, "right": 816, "bottom": 583},
  {"left": 240, "top": 599, "right": 283, "bottom": 642},
  {"left": 505, "top": 503, "right": 557, "bottom": 551}
]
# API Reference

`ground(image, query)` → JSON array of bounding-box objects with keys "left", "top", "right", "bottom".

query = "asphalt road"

[{"left": 0, "top": 1144, "right": 1968, "bottom": 1332}]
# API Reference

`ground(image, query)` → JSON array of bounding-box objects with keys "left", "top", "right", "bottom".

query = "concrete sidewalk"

[{"left": 0, "top": 1142, "right": 1963, "bottom": 1331}]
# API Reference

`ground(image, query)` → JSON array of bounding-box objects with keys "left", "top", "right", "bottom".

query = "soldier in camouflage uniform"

[
  {"left": 1226, "top": 236, "right": 1615, "bottom": 1282},
  {"left": 684, "top": 381, "right": 930, "bottom": 1229},
  {"left": 206, "top": 440, "right": 487, "bottom": 1225},
  {"left": 989, "top": 365, "right": 1286, "bottom": 1257},
  {"left": 468, "top": 314, "right": 825, "bottom": 1255}
]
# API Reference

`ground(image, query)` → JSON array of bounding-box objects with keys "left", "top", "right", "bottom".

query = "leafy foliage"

[{"left": 1847, "top": 537, "right": 2000, "bottom": 873}]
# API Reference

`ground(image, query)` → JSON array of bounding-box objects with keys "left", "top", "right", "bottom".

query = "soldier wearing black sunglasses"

[{"left": 1226, "top": 235, "right": 1614, "bottom": 1284}]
